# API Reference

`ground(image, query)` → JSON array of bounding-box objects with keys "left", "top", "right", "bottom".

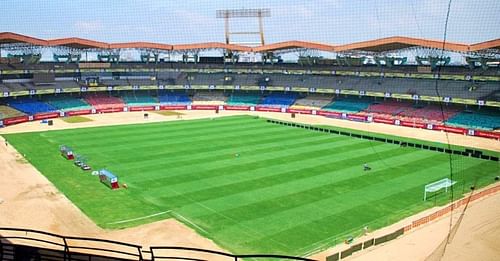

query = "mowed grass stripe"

[
  {"left": 215, "top": 154, "right": 471, "bottom": 245},
  {"left": 253, "top": 161, "right": 490, "bottom": 254},
  {"left": 122, "top": 134, "right": 345, "bottom": 180},
  {"left": 45, "top": 115, "right": 254, "bottom": 140},
  {"left": 147, "top": 142, "right": 404, "bottom": 204},
  {"left": 133, "top": 137, "right": 378, "bottom": 188},
  {"left": 173, "top": 148, "right": 432, "bottom": 221},
  {"left": 169, "top": 146, "right": 424, "bottom": 218},
  {"left": 97, "top": 126, "right": 339, "bottom": 170},
  {"left": 53, "top": 118, "right": 272, "bottom": 151},
  {"left": 114, "top": 131, "right": 342, "bottom": 170},
  {"left": 76, "top": 124, "right": 301, "bottom": 168}
]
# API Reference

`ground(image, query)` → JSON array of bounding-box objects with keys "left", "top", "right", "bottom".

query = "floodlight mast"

[{"left": 216, "top": 9, "right": 271, "bottom": 46}]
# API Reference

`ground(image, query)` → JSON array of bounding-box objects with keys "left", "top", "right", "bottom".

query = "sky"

[{"left": 0, "top": 0, "right": 499, "bottom": 45}]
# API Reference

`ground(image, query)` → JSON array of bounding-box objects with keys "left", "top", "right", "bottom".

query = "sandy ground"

[
  {"left": 349, "top": 190, "right": 500, "bottom": 261},
  {"left": 309, "top": 184, "right": 500, "bottom": 261},
  {"left": 0, "top": 110, "right": 499, "bottom": 260}
]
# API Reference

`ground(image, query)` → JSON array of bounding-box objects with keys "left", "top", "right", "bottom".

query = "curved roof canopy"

[{"left": 0, "top": 32, "right": 498, "bottom": 53}]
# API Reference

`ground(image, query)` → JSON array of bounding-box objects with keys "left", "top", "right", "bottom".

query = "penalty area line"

[{"left": 107, "top": 210, "right": 171, "bottom": 225}]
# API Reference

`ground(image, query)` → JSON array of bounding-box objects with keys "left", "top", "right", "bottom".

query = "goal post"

[{"left": 424, "top": 178, "right": 457, "bottom": 201}]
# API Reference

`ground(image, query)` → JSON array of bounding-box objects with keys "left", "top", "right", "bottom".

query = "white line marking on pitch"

[
  {"left": 171, "top": 211, "right": 209, "bottom": 234},
  {"left": 107, "top": 210, "right": 171, "bottom": 225}
]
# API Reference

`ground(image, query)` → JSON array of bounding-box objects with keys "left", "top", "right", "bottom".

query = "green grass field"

[
  {"left": 60, "top": 116, "right": 93, "bottom": 123},
  {"left": 2, "top": 115, "right": 498, "bottom": 256}
]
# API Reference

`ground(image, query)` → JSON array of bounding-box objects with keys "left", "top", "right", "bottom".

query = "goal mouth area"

[{"left": 424, "top": 178, "right": 457, "bottom": 201}]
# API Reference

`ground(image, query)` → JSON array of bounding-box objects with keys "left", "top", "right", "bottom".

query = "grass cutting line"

[{"left": 107, "top": 210, "right": 172, "bottom": 225}]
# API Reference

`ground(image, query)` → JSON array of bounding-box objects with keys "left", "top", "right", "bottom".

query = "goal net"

[{"left": 424, "top": 178, "right": 456, "bottom": 201}]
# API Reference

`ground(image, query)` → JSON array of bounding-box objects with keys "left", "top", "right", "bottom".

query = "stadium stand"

[
  {"left": 191, "top": 91, "right": 227, "bottom": 105},
  {"left": 226, "top": 92, "right": 262, "bottom": 105},
  {"left": 158, "top": 91, "right": 191, "bottom": 104},
  {"left": 398, "top": 104, "right": 460, "bottom": 123},
  {"left": 0, "top": 105, "right": 25, "bottom": 119},
  {"left": 446, "top": 109, "right": 500, "bottom": 130},
  {"left": 291, "top": 94, "right": 333, "bottom": 109},
  {"left": 84, "top": 93, "right": 125, "bottom": 110},
  {"left": 121, "top": 91, "right": 158, "bottom": 106},
  {"left": 44, "top": 96, "right": 92, "bottom": 111},
  {"left": 322, "top": 97, "right": 373, "bottom": 113},
  {"left": 3, "top": 72, "right": 497, "bottom": 102},
  {"left": 6, "top": 97, "right": 57, "bottom": 114},
  {"left": 361, "top": 101, "right": 460, "bottom": 123},
  {"left": 260, "top": 92, "right": 299, "bottom": 107}
]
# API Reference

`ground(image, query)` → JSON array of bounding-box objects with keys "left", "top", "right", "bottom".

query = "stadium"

[{"left": 0, "top": 1, "right": 499, "bottom": 260}]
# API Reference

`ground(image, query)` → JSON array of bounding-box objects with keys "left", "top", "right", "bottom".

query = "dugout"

[
  {"left": 59, "top": 145, "right": 74, "bottom": 160},
  {"left": 98, "top": 169, "right": 119, "bottom": 189}
]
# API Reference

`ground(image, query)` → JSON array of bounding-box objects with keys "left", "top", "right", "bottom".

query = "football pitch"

[{"left": 2, "top": 115, "right": 498, "bottom": 255}]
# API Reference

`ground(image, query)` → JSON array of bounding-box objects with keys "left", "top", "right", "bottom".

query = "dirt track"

[{"left": 0, "top": 110, "right": 499, "bottom": 260}]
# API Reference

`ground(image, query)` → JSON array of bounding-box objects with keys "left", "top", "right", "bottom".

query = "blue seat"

[
  {"left": 8, "top": 98, "right": 57, "bottom": 115},
  {"left": 260, "top": 93, "right": 298, "bottom": 107},
  {"left": 158, "top": 91, "right": 191, "bottom": 104}
]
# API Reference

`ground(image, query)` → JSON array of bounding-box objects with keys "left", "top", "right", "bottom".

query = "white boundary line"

[
  {"left": 107, "top": 210, "right": 171, "bottom": 225},
  {"left": 171, "top": 211, "right": 209, "bottom": 234}
]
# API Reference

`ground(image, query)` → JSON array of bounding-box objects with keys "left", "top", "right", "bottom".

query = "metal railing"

[{"left": 0, "top": 227, "right": 316, "bottom": 261}]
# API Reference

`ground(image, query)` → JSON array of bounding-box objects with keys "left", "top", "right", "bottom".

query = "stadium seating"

[
  {"left": 364, "top": 101, "right": 408, "bottom": 116},
  {"left": 291, "top": 94, "right": 332, "bottom": 109},
  {"left": 226, "top": 93, "right": 261, "bottom": 105},
  {"left": 45, "top": 96, "right": 92, "bottom": 111},
  {"left": 322, "top": 98, "right": 372, "bottom": 113},
  {"left": 259, "top": 93, "right": 299, "bottom": 107},
  {"left": 158, "top": 91, "right": 191, "bottom": 104},
  {"left": 399, "top": 105, "right": 459, "bottom": 123},
  {"left": 192, "top": 91, "right": 226, "bottom": 105},
  {"left": 446, "top": 109, "right": 500, "bottom": 130},
  {"left": 121, "top": 92, "right": 158, "bottom": 106},
  {"left": 7, "top": 98, "right": 57, "bottom": 115},
  {"left": 0, "top": 105, "right": 25, "bottom": 119},
  {"left": 84, "top": 94, "right": 125, "bottom": 110},
  {"left": 363, "top": 101, "right": 460, "bottom": 123}
]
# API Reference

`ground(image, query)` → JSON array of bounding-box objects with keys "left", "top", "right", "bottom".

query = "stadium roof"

[
  {"left": 0, "top": 32, "right": 498, "bottom": 53},
  {"left": 334, "top": 36, "right": 471, "bottom": 52}
]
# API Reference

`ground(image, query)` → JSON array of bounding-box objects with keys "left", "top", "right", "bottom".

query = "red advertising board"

[
  {"left": 191, "top": 105, "right": 218, "bottom": 110},
  {"left": 33, "top": 112, "right": 60, "bottom": 120},
  {"left": 255, "top": 106, "right": 282, "bottom": 112},
  {"left": 373, "top": 117, "right": 394, "bottom": 124},
  {"left": 475, "top": 130, "right": 500, "bottom": 140},
  {"left": 433, "top": 125, "right": 467, "bottom": 134},
  {"left": 224, "top": 105, "right": 250, "bottom": 111},
  {"left": 129, "top": 106, "right": 155, "bottom": 111},
  {"left": 317, "top": 110, "right": 341, "bottom": 117},
  {"left": 287, "top": 108, "right": 312, "bottom": 114},
  {"left": 67, "top": 109, "right": 92, "bottom": 116},
  {"left": 160, "top": 105, "right": 187, "bottom": 110},
  {"left": 97, "top": 107, "right": 124, "bottom": 113},
  {"left": 2, "top": 116, "right": 29, "bottom": 126},
  {"left": 347, "top": 114, "right": 367, "bottom": 122},
  {"left": 400, "top": 121, "right": 425, "bottom": 129}
]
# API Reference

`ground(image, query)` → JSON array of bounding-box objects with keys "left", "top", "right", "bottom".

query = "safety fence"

[
  {"left": 0, "top": 227, "right": 315, "bottom": 261},
  {"left": 266, "top": 119, "right": 499, "bottom": 162},
  {"left": 325, "top": 183, "right": 500, "bottom": 260},
  {"left": 403, "top": 184, "right": 500, "bottom": 232},
  {"left": 325, "top": 228, "right": 404, "bottom": 261}
]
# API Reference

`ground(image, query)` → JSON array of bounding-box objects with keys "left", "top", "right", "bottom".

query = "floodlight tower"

[{"left": 216, "top": 8, "right": 271, "bottom": 46}]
